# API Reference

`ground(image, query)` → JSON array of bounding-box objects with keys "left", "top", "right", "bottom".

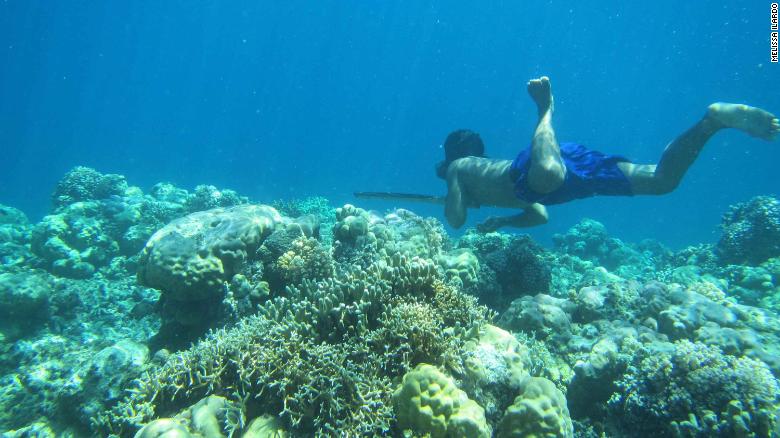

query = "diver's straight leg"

[
  {"left": 652, "top": 117, "right": 721, "bottom": 191},
  {"left": 621, "top": 103, "right": 780, "bottom": 195},
  {"left": 527, "top": 77, "right": 565, "bottom": 194}
]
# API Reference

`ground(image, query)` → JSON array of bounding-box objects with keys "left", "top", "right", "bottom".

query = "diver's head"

[{"left": 435, "top": 129, "right": 485, "bottom": 179}]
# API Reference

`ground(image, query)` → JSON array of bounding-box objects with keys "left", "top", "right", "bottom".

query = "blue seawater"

[{"left": 1, "top": 1, "right": 777, "bottom": 246}]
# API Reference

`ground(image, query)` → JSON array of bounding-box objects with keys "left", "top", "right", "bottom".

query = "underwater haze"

[
  {"left": 3, "top": 2, "right": 780, "bottom": 438},
  {"left": 2, "top": 1, "right": 778, "bottom": 246}
]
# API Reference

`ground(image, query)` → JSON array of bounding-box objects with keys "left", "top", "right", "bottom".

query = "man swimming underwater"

[{"left": 436, "top": 76, "right": 780, "bottom": 232}]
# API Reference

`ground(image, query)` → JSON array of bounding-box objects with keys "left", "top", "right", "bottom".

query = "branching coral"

[{"left": 100, "top": 251, "right": 491, "bottom": 436}]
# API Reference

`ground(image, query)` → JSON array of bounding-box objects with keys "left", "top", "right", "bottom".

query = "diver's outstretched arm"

[{"left": 476, "top": 203, "right": 548, "bottom": 232}]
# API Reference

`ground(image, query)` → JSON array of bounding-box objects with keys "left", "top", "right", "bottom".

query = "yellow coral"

[
  {"left": 276, "top": 237, "right": 333, "bottom": 284},
  {"left": 393, "top": 364, "right": 491, "bottom": 438},
  {"left": 497, "top": 377, "right": 573, "bottom": 438}
]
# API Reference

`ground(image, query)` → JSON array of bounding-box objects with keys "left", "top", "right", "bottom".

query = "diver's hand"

[{"left": 476, "top": 216, "right": 505, "bottom": 233}]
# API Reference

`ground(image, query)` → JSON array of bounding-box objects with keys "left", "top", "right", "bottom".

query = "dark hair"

[{"left": 435, "top": 129, "right": 485, "bottom": 179}]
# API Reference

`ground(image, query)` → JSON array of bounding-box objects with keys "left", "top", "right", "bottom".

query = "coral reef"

[
  {"left": 31, "top": 168, "right": 255, "bottom": 279},
  {"left": 497, "top": 377, "right": 573, "bottom": 438},
  {"left": 0, "top": 205, "right": 34, "bottom": 268},
  {"left": 98, "top": 206, "right": 491, "bottom": 437},
  {"left": 435, "top": 248, "right": 480, "bottom": 288},
  {"left": 52, "top": 166, "right": 128, "bottom": 211},
  {"left": 610, "top": 340, "right": 778, "bottom": 437},
  {"left": 717, "top": 195, "right": 780, "bottom": 265},
  {"left": 0, "top": 269, "right": 52, "bottom": 341},
  {"left": 393, "top": 363, "right": 491, "bottom": 438},
  {"left": 138, "top": 205, "right": 283, "bottom": 301},
  {"left": 3, "top": 169, "right": 780, "bottom": 438},
  {"left": 185, "top": 184, "right": 248, "bottom": 212},
  {"left": 456, "top": 324, "right": 531, "bottom": 423},
  {"left": 32, "top": 201, "right": 120, "bottom": 278},
  {"left": 458, "top": 231, "right": 550, "bottom": 310}
]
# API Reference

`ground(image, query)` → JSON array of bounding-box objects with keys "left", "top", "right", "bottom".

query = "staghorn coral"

[
  {"left": 100, "top": 250, "right": 491, "bottom": 437},
  {"left": 98, "top": 313, "right": 394, "bottom": 436}
]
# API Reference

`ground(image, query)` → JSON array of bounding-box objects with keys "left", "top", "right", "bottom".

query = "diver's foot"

[
  {"left": 527, "top": 76, "right": 554, "bottom": 117},
  {"left": 706, "top": 102, "right": 780, "bottom": 141}
]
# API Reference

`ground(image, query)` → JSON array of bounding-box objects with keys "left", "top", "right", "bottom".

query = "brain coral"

[
  {"left": 138, "top": 204, "right": 283, "bottom": 301},
  {"left": 497, "top": 376, "right": 574, "bottom": 438},
  {"left": 392, "top": 363, "right": 491, "bottom": 438}
]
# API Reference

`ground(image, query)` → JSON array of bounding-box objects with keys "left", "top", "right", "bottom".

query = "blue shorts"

[{"left": 511, "top": 142, "right": 634, "bottom": 205}]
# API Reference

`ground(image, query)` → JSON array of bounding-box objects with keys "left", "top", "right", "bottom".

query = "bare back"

[
  {"left": 448, "top": 157, "right": 529, "bottom": 208},
  {"left": 443, "top": 156, "right": 534, "bottom": 228}
]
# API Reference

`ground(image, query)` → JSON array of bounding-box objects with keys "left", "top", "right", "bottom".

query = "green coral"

[
  {"left": 392, "top": 363, "right": 491, "bottom": 438},
  {"left": 497, "top": 377, "right": 573, "bottom": 438}
]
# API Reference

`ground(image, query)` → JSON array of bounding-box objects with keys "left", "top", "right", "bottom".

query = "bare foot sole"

[
  {"left": 707, "top": 102, "right": 780, "bottom": 141},
  {"left": 527, "top": 76, "right": 554, "bottom": 116}
]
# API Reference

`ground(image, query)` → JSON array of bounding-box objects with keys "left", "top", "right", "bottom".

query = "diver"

[{"left": 436, "top": 76, "right": 780, "bottom": 232}]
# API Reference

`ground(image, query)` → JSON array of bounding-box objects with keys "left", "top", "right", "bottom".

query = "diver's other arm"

[
  {"left": 476, "top": 203, "right": 548, "bottom": 232},
  {"left": 444, "top": 167, "right": 467, "bottom": 228}
]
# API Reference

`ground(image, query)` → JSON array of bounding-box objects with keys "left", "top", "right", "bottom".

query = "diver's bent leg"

[{"left": 527, "top": 77, "right": 565, "bottom": 194}]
